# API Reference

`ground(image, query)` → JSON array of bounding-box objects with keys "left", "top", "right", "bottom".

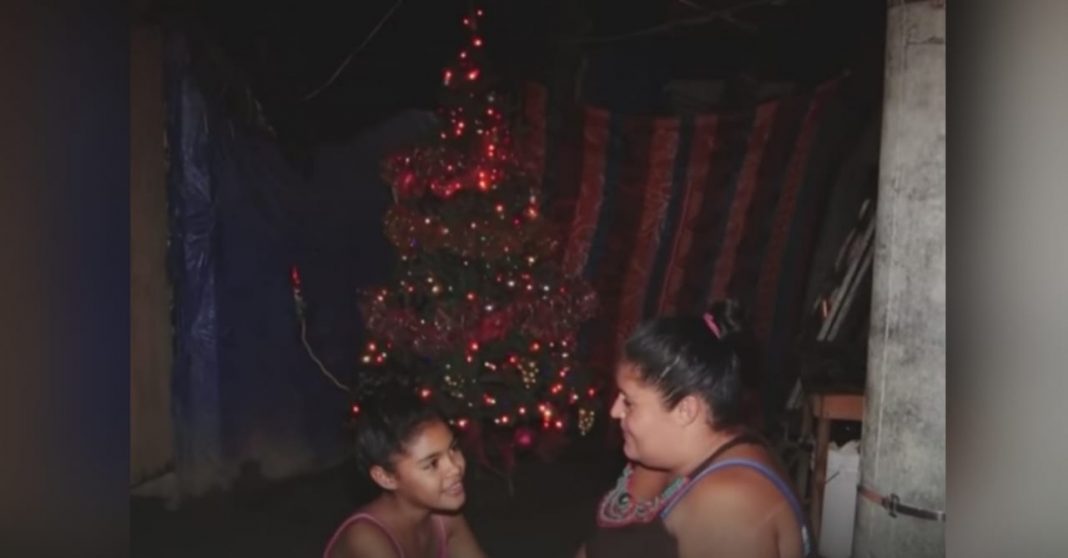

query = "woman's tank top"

[{"left": 586, "top": 433, "right": 811, "bottom": 558}]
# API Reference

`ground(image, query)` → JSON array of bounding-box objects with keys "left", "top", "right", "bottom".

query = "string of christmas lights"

[{"left": 355, "top": 7, "right": 600, "bottom": 447}]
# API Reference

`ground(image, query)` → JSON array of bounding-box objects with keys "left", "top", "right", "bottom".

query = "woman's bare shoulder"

[{"left": 676, "top": 463, "right": 788, "bottom": 524}]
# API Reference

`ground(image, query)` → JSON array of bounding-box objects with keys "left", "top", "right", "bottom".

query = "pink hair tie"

[{"left": 703, "top": 312, "right": 721, "bottom": 339}]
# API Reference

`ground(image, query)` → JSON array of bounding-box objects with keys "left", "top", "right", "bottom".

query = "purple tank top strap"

[{"left": 322, "top": 512, "right": 405, "bottom": 558}]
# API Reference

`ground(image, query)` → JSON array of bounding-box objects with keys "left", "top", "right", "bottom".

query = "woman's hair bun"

[{"left": 705, "top": 298, "right": 747, "bottom": 340}]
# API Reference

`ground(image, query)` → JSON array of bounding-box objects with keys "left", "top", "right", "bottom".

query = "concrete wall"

[
  {"left": 130, "top": 22, "right": 175, "bottom": 486},
  {"left": 853, "top": 1, "right": 945, "bottom": 556}
]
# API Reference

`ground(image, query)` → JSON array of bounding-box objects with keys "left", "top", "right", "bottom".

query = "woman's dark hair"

[
  {"left": 352, "top": 371, "right": 442, "bottom": 474},
  {"left": 622, "top": 299, "right": 751, "bottom": 429}
]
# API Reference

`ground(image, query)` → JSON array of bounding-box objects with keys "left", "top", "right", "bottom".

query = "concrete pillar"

[{"left": 853, "top": 1, "right": 945, "bottom": 557}]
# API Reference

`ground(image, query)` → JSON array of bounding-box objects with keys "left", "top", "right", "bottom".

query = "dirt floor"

[{"left": 131, "top": 443, "right": 623, "bottom": 558}]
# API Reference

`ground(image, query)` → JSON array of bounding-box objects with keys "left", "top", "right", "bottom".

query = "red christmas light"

[
  {"left": 358, "top": 4, "right": 600, "bottom": 451},
  {"left": 290, "top": 265, "right": 302, "bottom": 290}
]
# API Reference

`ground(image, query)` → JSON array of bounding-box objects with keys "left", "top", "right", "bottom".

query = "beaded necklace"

[{"left": 596, "top": 463, "right": 687, "bottom": 527}]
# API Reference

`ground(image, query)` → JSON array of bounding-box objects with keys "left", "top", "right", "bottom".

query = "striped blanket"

[{"left": 519, "top": 77, "right": 849, "bottom": 417}]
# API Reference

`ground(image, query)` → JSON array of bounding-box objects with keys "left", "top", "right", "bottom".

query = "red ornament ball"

[{"left": 514, "top": 427, "right": 535, "bottom": 448}]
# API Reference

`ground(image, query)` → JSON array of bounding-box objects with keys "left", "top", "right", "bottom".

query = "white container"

[{"left": 818, "top": 439, "right": 861, "bottom": 558}]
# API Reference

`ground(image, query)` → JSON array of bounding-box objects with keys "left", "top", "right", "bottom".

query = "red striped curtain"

[{"left": 520, "top": 78, "right": 844, "bottom": 414}]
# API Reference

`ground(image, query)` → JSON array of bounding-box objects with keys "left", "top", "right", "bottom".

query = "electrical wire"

[
  {"left": 558, "top": 0, "right": 778, "bottom": 45},
  {"left": 301, "top": 0, "right": 406, "bottom": 101}
]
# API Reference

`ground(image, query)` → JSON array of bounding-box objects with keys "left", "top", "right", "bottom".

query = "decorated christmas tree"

[{"left": 356, "top": 9, "right": 599, "bottom": 473}]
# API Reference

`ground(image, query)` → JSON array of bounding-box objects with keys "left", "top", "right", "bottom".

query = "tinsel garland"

[
  {"left": 383, "top": 202, "right": 559, "bottom": 262},
  {"left": 361, "top": 276, "right": 597, "bottom": 358}
]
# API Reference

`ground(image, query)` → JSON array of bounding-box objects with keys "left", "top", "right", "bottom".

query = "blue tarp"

[{"left": 165, "top": 31, "right": 437, "bottom": 497}]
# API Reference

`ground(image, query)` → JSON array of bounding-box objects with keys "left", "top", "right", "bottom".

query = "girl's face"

[
  {"left": 610, "top": 362, "right": 684, "bottom": 469},
  {"left": 375, "top": 419, "right": 467, "bottom": 511}
]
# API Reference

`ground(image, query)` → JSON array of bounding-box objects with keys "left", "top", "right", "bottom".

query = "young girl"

[
  {"left": 323, "top": 381, "right": 488, "bottom": 558},
  {"left": 580, "top": 300, "right": 810, "bottom": 558}
]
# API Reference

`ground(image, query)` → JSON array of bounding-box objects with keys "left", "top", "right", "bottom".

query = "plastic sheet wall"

[{"left": 164, "top": 31, "right": 436, "bottom": 498}]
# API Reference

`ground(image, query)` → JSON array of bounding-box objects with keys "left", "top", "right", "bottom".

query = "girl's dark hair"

[
  {"left": 352, "top": 370, "right": 442, "bottom": 473},
  {"left": 623, "top": 299, "right": 751, "bottom": 429}
]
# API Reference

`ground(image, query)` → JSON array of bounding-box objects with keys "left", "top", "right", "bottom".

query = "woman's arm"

[
  {"left": 573, "top": 543, "right": 588, "bottom": 558},
  {"left": 441, "top": 514, "right": 489, "bottom": 558}
]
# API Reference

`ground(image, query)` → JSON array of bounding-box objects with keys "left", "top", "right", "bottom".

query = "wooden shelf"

[{"left": 805, "top": 392, "right": 865, "bottom": 548}]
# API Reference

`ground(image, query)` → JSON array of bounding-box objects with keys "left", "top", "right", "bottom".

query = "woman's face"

[
  {"left": 610, "top": 362, "right": 683, "bottom": 469},
  {"left": 377, "top": 419, "right": 467, "bottom": 511}
]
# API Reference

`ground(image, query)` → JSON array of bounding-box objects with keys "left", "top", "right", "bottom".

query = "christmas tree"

[{"left": 356, "top": 8, "right": 599, "bottom": 473}]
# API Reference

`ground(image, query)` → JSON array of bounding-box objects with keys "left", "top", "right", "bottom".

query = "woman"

[
  {"left": 323, "top": 380, "right": 488, "bottom": 558},
  {"left": 581, "top": 300, "right": 810, "bottom": 558}
]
